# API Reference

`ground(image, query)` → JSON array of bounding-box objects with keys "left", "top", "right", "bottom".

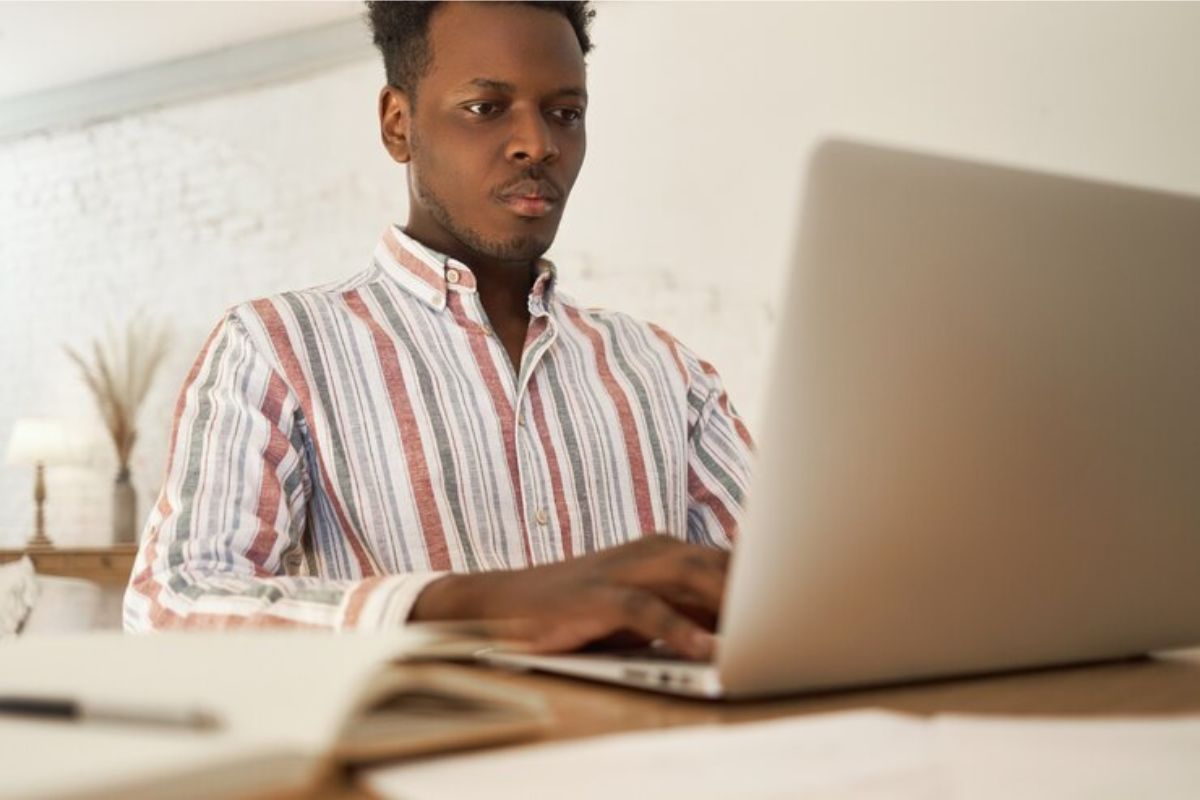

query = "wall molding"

[{"left": 0, "top": 18, "right": 373, "bottom": 141}]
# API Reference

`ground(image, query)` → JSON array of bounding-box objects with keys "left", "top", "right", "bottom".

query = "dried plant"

[{"left": 64, "top": 315, "right": 172, "bottom": 473}]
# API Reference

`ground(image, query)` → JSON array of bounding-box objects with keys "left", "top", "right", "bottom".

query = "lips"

[
  {"left": 498, "top": 179, "right": 561, "bottom": 219},
  {"left": 501, "top": 195, "right": 555, "bottom": 217}
]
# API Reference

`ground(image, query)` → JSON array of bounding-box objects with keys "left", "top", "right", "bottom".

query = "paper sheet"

[
  {"left": 934, "top": 715, "right": 1200, "bottom": 799},
  {"left": 361, "top": 710, "right": 1200, "bottom": 800},
  {"left": 361, "top": 711, "right": 944, "bottom": 800}
]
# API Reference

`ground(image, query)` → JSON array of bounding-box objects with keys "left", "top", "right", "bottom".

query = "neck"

[{"left": 474, "top": 261, "right": 535, "bottom": 323}]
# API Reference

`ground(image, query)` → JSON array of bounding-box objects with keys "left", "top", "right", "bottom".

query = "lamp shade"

[{"left": 6, "top": 418, "right": 83, "bottom": 467}]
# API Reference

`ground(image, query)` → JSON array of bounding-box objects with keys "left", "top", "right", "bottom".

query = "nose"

[{"left": 506, "top": 107, "right": 559, "bottom": 165}]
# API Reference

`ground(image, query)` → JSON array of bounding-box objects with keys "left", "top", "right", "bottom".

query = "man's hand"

[{"left": 409, "top": 534, "right": 729, "bottom": 660}]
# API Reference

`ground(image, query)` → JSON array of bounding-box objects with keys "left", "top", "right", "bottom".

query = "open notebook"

[{"left": 0, "top": 630, "right": 547, "bottom": 800}]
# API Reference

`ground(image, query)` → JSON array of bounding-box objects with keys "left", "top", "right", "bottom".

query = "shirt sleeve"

[
  {"left": 123, "top": 310, "right": 445, "bottom": 632},
  {"left": 682, "top": 352, "right": 756, "bottom": 549}
]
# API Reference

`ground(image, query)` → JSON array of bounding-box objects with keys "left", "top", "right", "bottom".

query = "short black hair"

[{"left": 365, "top": 1, "right": 595, "bottom": 100}]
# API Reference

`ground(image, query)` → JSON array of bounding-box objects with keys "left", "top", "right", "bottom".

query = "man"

[{"left": 124, "top": 1, "right": 754, "bottom": 661}]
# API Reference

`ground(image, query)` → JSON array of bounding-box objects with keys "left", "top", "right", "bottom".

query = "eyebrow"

[{"left": 460, "top": 78, "right": 588, "bottom": 101}]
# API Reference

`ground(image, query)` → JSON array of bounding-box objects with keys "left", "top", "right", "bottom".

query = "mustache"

[{"left": 496, "top": 168, "right": 563, "bottom": 201}]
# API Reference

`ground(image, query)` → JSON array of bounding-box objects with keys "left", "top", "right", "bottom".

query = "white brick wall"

[
  {"left": 0, "top": 60, "right": 404, "bottom": 547},
  {"left": 2, "top": 2, "right": 1198, "bottom": 548}
]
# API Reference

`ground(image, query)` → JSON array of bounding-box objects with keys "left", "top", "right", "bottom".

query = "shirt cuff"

[{"left": 336, "top": 572, "right": 450, "bottom": 632}]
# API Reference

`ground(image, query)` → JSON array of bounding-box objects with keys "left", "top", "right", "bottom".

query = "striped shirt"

[{"left": 124, "top": 226, "right": 754, "bottom": 631}]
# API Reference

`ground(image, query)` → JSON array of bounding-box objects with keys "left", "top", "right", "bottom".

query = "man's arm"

[
  {"left": 411, "top": 347, "right": 754, "bottom": 662},
  {"left": 683, "top": 356, "right": 755, "bottom": 548},
  {"left": 123, "top": 311, "right": 443, "bottom": 631},
  {"left": 411, "top": 534, "right": 728, "bottom": 659}
]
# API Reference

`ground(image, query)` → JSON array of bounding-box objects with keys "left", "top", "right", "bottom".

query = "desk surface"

[
  {"left": 331, "top": 647, "right": 1200, "bottom": 797},
  {"left": 0, "top": 545, "right": 137, "bottom": 588}
]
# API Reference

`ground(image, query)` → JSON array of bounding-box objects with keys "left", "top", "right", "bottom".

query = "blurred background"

[{"left": 1, "top": 0, "right": 1198, "bottom": 548}]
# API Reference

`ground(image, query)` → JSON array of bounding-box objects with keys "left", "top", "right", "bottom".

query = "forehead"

[{"left": 423, "top": 2, "right": 587, "bottom": 94}]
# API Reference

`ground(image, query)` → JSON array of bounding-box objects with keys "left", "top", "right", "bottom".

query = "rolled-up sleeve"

[{"left": 123, "top": 311, "right": 444, "bottom": 632}]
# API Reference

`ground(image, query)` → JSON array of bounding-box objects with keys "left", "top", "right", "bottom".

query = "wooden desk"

[
  {"left": 0, "top": 545, "right": 137, "bottom": 588},
  {"left": 330, "top": 647, "right": 1200, "bottom": 796}
]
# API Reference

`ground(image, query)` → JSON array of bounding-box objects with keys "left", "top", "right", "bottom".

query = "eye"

[
  {"left": 464, "top": 101, "right": 503, "bottom": 117},
  {"left": 551, "top": 107, "right": 585, "bottom": 124}
]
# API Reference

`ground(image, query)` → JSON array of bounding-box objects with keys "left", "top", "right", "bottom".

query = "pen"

[{"left": 0, "top": 696, "right": 222, "bottom": 732}]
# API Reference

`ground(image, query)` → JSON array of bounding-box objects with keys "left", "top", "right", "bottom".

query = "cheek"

[
  {"left": 414, "top": 134, "right": 500, "bottom": 205},
  {"left": 412, "top": 154, "right": 461, "bottom": 210},
  {"left": 559, "top": 132, "right": 587, "bottom": 190}
]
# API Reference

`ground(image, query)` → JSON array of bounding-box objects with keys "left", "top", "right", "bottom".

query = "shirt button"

[
  {"left": 445, "top": 268, "right": 461, "bottom": 284},
  {"left": 534, "top": 508, "right": 549, "bottom": 526},
  {"left": 482, "top": 325, "right": 494, "bottom": 337},
  {"left": 517, "top": 415, "right": 526, "bottom": 428}
]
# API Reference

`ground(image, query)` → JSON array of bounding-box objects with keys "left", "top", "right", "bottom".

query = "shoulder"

[
  {"left": 225, "top": 266, "right": 384, "bottom": 343},
  {"left": 553, "top": 296, "right": 718, "bottom": 393},
  {"left": 236, "top": 267, "right": 378, "bottom": 323}
]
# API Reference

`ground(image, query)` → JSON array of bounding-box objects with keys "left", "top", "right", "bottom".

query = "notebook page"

[
  {"left": 0, "top": 718, "right": 307, "bottom": 800},
  {"left": 0, "top": 631, "right": 429, "bottom": 754}
]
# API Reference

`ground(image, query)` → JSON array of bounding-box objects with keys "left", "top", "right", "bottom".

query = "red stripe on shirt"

[
  {"left": 384, "top": 228, "right": 446, "bottom": 291},
  {"left": 687, "top": 463, "right": 739, "bottom": 541},
  {"left": 698, "top": 359, "right": 754, "bottom": 448},
  {"left": 564, "top": 306, "right": 658, "bottom": 536},
  {"left": 246, "top": 371, "right": 292, "bottom": 568},
  {"left": 343, "top": 290, "right": 452, "bottom": 571},
  {"left": 527, "top": 381, "right": 574, "bottom": 559},
  {"left": 647, "top": 322, "right": 688, "bottom": 384}
]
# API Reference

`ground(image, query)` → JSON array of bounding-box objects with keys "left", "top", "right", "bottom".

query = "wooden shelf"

[{"left": 0, "top": 545, "right": 138, "bottom": 588}]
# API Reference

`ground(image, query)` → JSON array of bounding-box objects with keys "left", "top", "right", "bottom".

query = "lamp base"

[
  {"left": 25, "top": 531, "right": 54, "bottom": 549},
  {"left": 27, "top": 463, "right": 54, "bottom": 549}
]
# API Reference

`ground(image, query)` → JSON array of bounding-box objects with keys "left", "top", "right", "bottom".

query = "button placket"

[{"left": 515, "top": 410, "right": 550, "bottom": 538}]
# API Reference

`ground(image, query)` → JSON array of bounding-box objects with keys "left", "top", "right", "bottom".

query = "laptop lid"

[{"left": 717, "top": 139, "right": 1200, "bottom": 698}]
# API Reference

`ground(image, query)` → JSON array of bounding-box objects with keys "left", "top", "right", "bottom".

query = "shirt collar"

[
  {"left": 375, "top": 225, "right": 557, "bottom": 316},
  {"left": 527, "top": 260, "right": 557, "bottom": 318}
]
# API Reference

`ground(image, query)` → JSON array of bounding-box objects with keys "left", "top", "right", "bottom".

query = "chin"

[{"left": 482, "top": 231, "right": 554, "bottom": 262}]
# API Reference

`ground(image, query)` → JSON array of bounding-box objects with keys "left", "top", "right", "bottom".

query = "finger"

[
  {"left": 668, "top": 602, "right": 719, "bottom": 633},
  {"left": 517, "top": 590, "right": 716, "bottom": 659},
  {"left": 621, "top": 544, "right": 730, "bottom": 614},
  {"left": 521, "top": 609, "right": 628, "bottom": 654},
  {"left": 610, "top": 587, "right": 715, "bottom": 661},
  {"left": 578, "top": 631, "right": 654, "bottom": 652},
  {"left": 646, "top": 586, "right": 723, "bottom": 618}
]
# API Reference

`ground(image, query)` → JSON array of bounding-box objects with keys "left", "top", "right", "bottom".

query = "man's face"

[{"left": 381, "top": 2, "right": 588, "bottom": 264}]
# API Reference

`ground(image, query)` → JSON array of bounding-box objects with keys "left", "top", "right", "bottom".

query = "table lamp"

[{"left": 6, "top": 418, "right": 81, "bottom": 549}]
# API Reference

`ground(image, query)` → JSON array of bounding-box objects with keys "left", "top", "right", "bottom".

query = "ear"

[{"left": 379, "top": 85, "right": 413, "bottom": 164}]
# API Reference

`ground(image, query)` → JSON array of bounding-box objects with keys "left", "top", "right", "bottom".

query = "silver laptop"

[{"left": 482, "top": 139, "right": 1200, "bottom": 699}]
